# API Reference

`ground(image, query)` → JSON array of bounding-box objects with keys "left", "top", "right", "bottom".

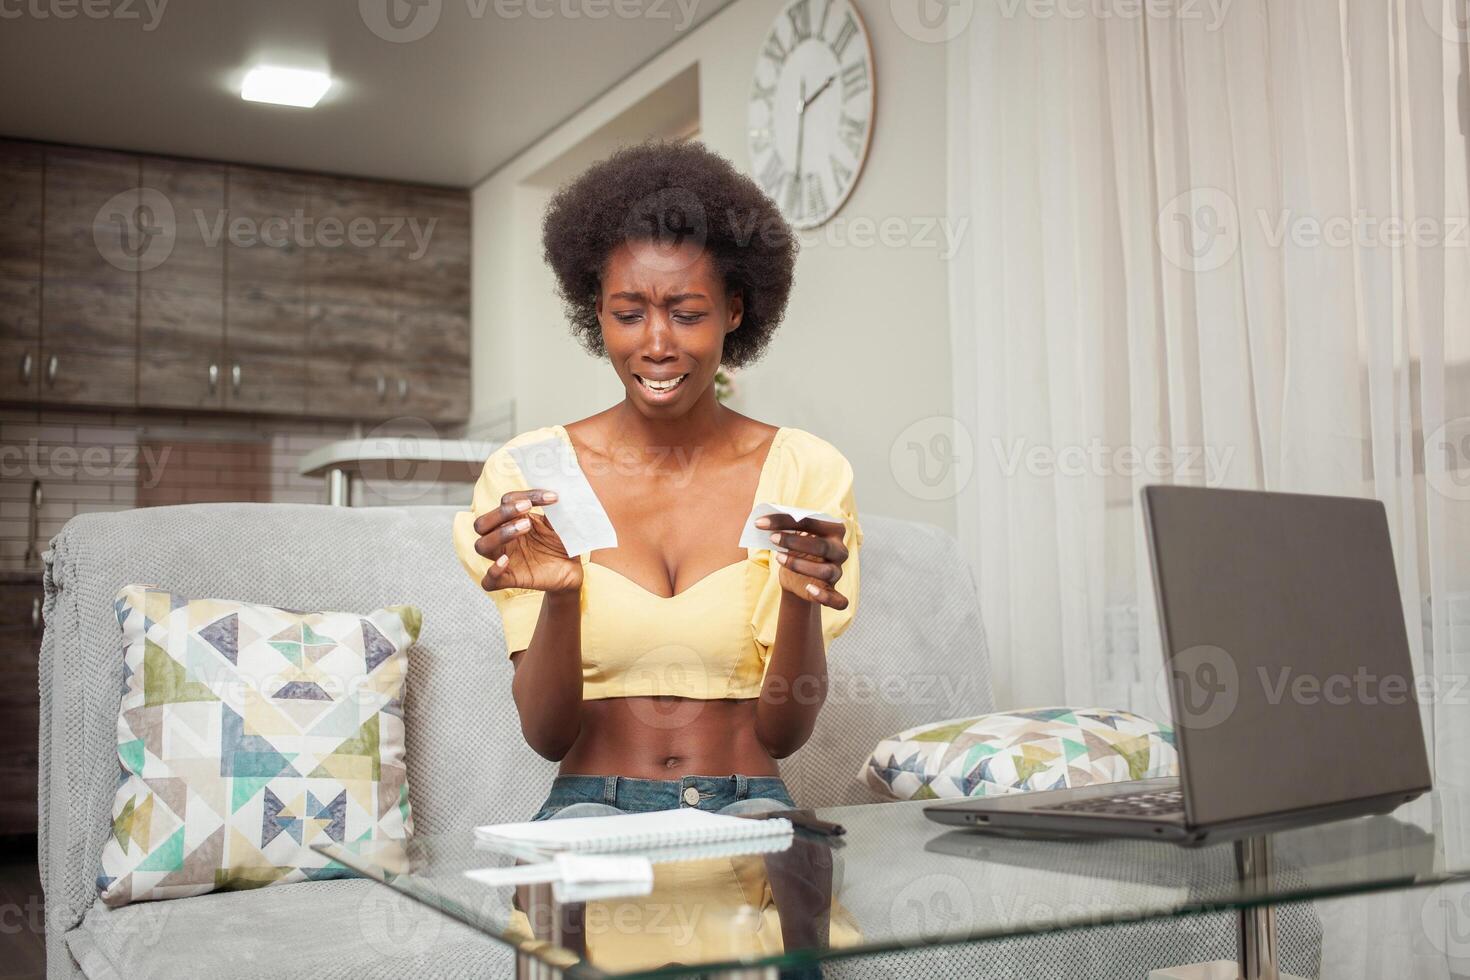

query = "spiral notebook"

[{"left": 474, "top": 807, "right": 793, "bottom": 855}]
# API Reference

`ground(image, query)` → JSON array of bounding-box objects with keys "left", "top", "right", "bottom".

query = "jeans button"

[{"left": 681, "top": 786, "right": 700, "bottom": 806}]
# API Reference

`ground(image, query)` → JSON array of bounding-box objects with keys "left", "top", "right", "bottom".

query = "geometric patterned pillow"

[
  {"left": 860, "top": 707, "right": 1177, "bottom": 802},
  {"left": 98, "top": 585, "right": 419, "bottom": 907}
]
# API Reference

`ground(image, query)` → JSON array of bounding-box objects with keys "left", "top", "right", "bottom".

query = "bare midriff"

[{"left": 557, "top": 696, "right": 780, "bottom": 778}]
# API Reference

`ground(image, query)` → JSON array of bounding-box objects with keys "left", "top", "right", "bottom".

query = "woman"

[{"left": 452, "top": 139, "right": 863, "bottom": 823}]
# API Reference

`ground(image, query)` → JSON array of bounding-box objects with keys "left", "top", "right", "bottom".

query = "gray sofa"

[{"left": 38, "top": 503, "right": 1322, "bottom": 979}]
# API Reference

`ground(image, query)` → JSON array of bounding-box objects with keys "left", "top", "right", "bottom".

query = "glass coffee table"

[{"left": 314, "top": 791, "right": 1470, "bottom": 980}]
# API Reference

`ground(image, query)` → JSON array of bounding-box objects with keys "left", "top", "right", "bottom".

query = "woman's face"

[{"left": 596, "top": 238, "right": 743, "bottom": 418}]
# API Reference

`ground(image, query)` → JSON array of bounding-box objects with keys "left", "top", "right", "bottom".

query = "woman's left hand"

[{"left": 756, "top": 513, "right": 850, "bottom": 610}]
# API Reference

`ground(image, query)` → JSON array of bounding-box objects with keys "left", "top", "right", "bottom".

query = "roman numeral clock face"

[{"left": 748, "top": 0, "right": 875, "bottom": 229}]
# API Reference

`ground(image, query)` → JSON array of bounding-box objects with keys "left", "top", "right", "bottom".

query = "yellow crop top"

[{"left": 451, "top": 424, "right": 863, "bottom": 700}]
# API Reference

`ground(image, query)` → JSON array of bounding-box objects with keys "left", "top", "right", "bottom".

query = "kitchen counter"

[{"left": 298, "top": 436, "right": 499, "bottom": 506}]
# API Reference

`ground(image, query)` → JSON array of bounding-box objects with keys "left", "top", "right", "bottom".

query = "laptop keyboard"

[{"left": 1039, "top": 787, "right": 1185, "bottom": 816}]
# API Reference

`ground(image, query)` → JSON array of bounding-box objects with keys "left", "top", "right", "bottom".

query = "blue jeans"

[{"left": 531, "top": 773, "right": 796, "bottom": 821}]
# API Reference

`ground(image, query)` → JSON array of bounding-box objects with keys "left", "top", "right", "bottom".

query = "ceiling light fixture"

[{"left": 240, "top": 66, "right": 332, "bottom": 108}]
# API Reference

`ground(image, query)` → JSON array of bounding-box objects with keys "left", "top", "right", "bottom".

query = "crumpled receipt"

[
  {"left": 505, "top": 434, "right": 619, "bottom": 559},
  {"left": 738, "top": 503, "right": 844, "bottom": 553}
]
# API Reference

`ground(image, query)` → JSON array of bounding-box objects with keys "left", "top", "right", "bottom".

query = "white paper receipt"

[
  {"left": 738, "top": 502, "right": 844, "bottom": 553},
  {"left": 506, "top": 435, "right": 618, "bottom": 559}
]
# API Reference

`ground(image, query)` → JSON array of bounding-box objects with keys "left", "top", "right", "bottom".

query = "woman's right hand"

[{"left": 473, "top": 489, "right": 584, "bottom": 595}]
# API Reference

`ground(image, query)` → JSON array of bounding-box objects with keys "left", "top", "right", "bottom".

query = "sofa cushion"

[
  {"left": 98, "top": 585, "right": 419, "bottom": 907},
  {"left": 66, "top": 878, "right": 513, "bottom": 980},
  {"left": 861, "top": 707, "right": 1178, "bottom": 800}
]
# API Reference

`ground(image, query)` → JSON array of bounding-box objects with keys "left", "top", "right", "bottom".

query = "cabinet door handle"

[
  {"left": 230, "top": 363, "right": 241, "bottom": 394},
  {"left": 208, "top": 362, "right": 220, "bottom": 393},
  {"left": 397, "top": 377, "right": 409, "bottom": 401},
  {"left": 20, "top": 352, "right": 32, "bottom": 384},
  {"left": 46, "top": 354, "right": 58, "bottom": 386},
  {"left": 376, "top": 374, "right": 387, "bottom": 402},
  {"left": 31, "top": 597, "right": 40, "bottom": 631}
]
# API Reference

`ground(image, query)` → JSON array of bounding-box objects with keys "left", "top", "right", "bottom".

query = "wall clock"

[{"left": 747, "top": 0, "right": 876, "bottom": 229}]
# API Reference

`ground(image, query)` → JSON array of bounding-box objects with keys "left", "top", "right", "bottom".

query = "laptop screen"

[{"left": 1142, "top": 486, "right": 1433, "bottom": 826}]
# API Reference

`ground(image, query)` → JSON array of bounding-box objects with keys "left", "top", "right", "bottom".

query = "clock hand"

[
  {"left": 793, "top": 77, "right": 806, "bottom": 186},
  {"left": 802, "top": 73, "right": 836, "bottom": 110},
  {"left": 794, "top": 112, "right": 805, "bottom": 190}
]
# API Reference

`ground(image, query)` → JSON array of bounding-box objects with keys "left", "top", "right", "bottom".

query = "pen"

[{"left": 739, "top": 809, "right": 846, "bottom": 837}]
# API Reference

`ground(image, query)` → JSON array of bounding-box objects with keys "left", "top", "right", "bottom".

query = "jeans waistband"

[{"left": 547, "top": 773, "right": 789, "bottom": 806}]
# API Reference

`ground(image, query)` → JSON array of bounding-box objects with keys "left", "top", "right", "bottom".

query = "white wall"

[{"left": 470, "top": 0, "right": 957, "bottom": 531}]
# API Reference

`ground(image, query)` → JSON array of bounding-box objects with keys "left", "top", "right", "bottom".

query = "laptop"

[{"left": 924, "top": 485, "right": 1433, "bottom": 846}]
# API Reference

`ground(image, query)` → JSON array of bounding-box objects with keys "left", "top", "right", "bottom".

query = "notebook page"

[{"left": 475, "top": 807, "right": 792, "bottom": 852}]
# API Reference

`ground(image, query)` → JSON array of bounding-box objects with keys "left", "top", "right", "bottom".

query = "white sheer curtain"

[{"left": 948, "top": 1, "right": 1470, "bottom": 975}]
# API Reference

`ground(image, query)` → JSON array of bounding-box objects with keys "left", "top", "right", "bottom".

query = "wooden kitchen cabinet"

[
  {"left": 388, "top": 185, "right": 471, "bottom": 424},
  {"left": 392, "top": 306, "right": 470, "bottom": 423},
  {"left": 138, "top": 156, "right": 227, "bottom": 410},
  {"left": 0, "top": 140, "right": 42, "bottom": 399},
  {"left": 303, "top": 176, "right": 398, "bottom": 419},
  {"left": 40, "top": 146, "right": 139, "bottom": 406},
  {"left": 0, "top": 142, "right": 471, "bottom": 422},
  {"left": 396, "top": 184, "right": 470, "bottom": 316},
  {"left": 0, "top": 141, "right": 42, "bottom": 286},
  {"left": 303, "top": 178, "right": 472, "bottom": 422},
  {"left": 308, "top": 175, "right": 401, "bottom": 310},
  {"left": 394, "top": 360, "right": 471, "bottom": 422},
  {"left": 0, "top": 578, "right": 42, "bottom": 837},
  {"left": 222, "top": 166, "right": 313, "bottom": 415},
  {"left": 222, "top": 351, "right": 309, "bottom": 415},
  {"left": 306, "top": 298, "right": 395, "bottom": 418}
]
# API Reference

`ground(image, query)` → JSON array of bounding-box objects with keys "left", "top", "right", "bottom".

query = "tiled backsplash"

[{"left": 0, "top": 407, "right": 476, "bottom": 571}]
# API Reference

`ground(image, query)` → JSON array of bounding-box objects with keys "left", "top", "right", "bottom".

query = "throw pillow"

[
  {"left": 861, "top": 707, "right": 1177, "bottom": 801},
  {"left": 98, "top": 585, "right": 419, "bottom": 907}
]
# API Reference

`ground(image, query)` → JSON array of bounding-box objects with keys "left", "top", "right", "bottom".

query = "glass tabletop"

[{"left": 312, "top": 790, "right": 1470, "bottom": 979}]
